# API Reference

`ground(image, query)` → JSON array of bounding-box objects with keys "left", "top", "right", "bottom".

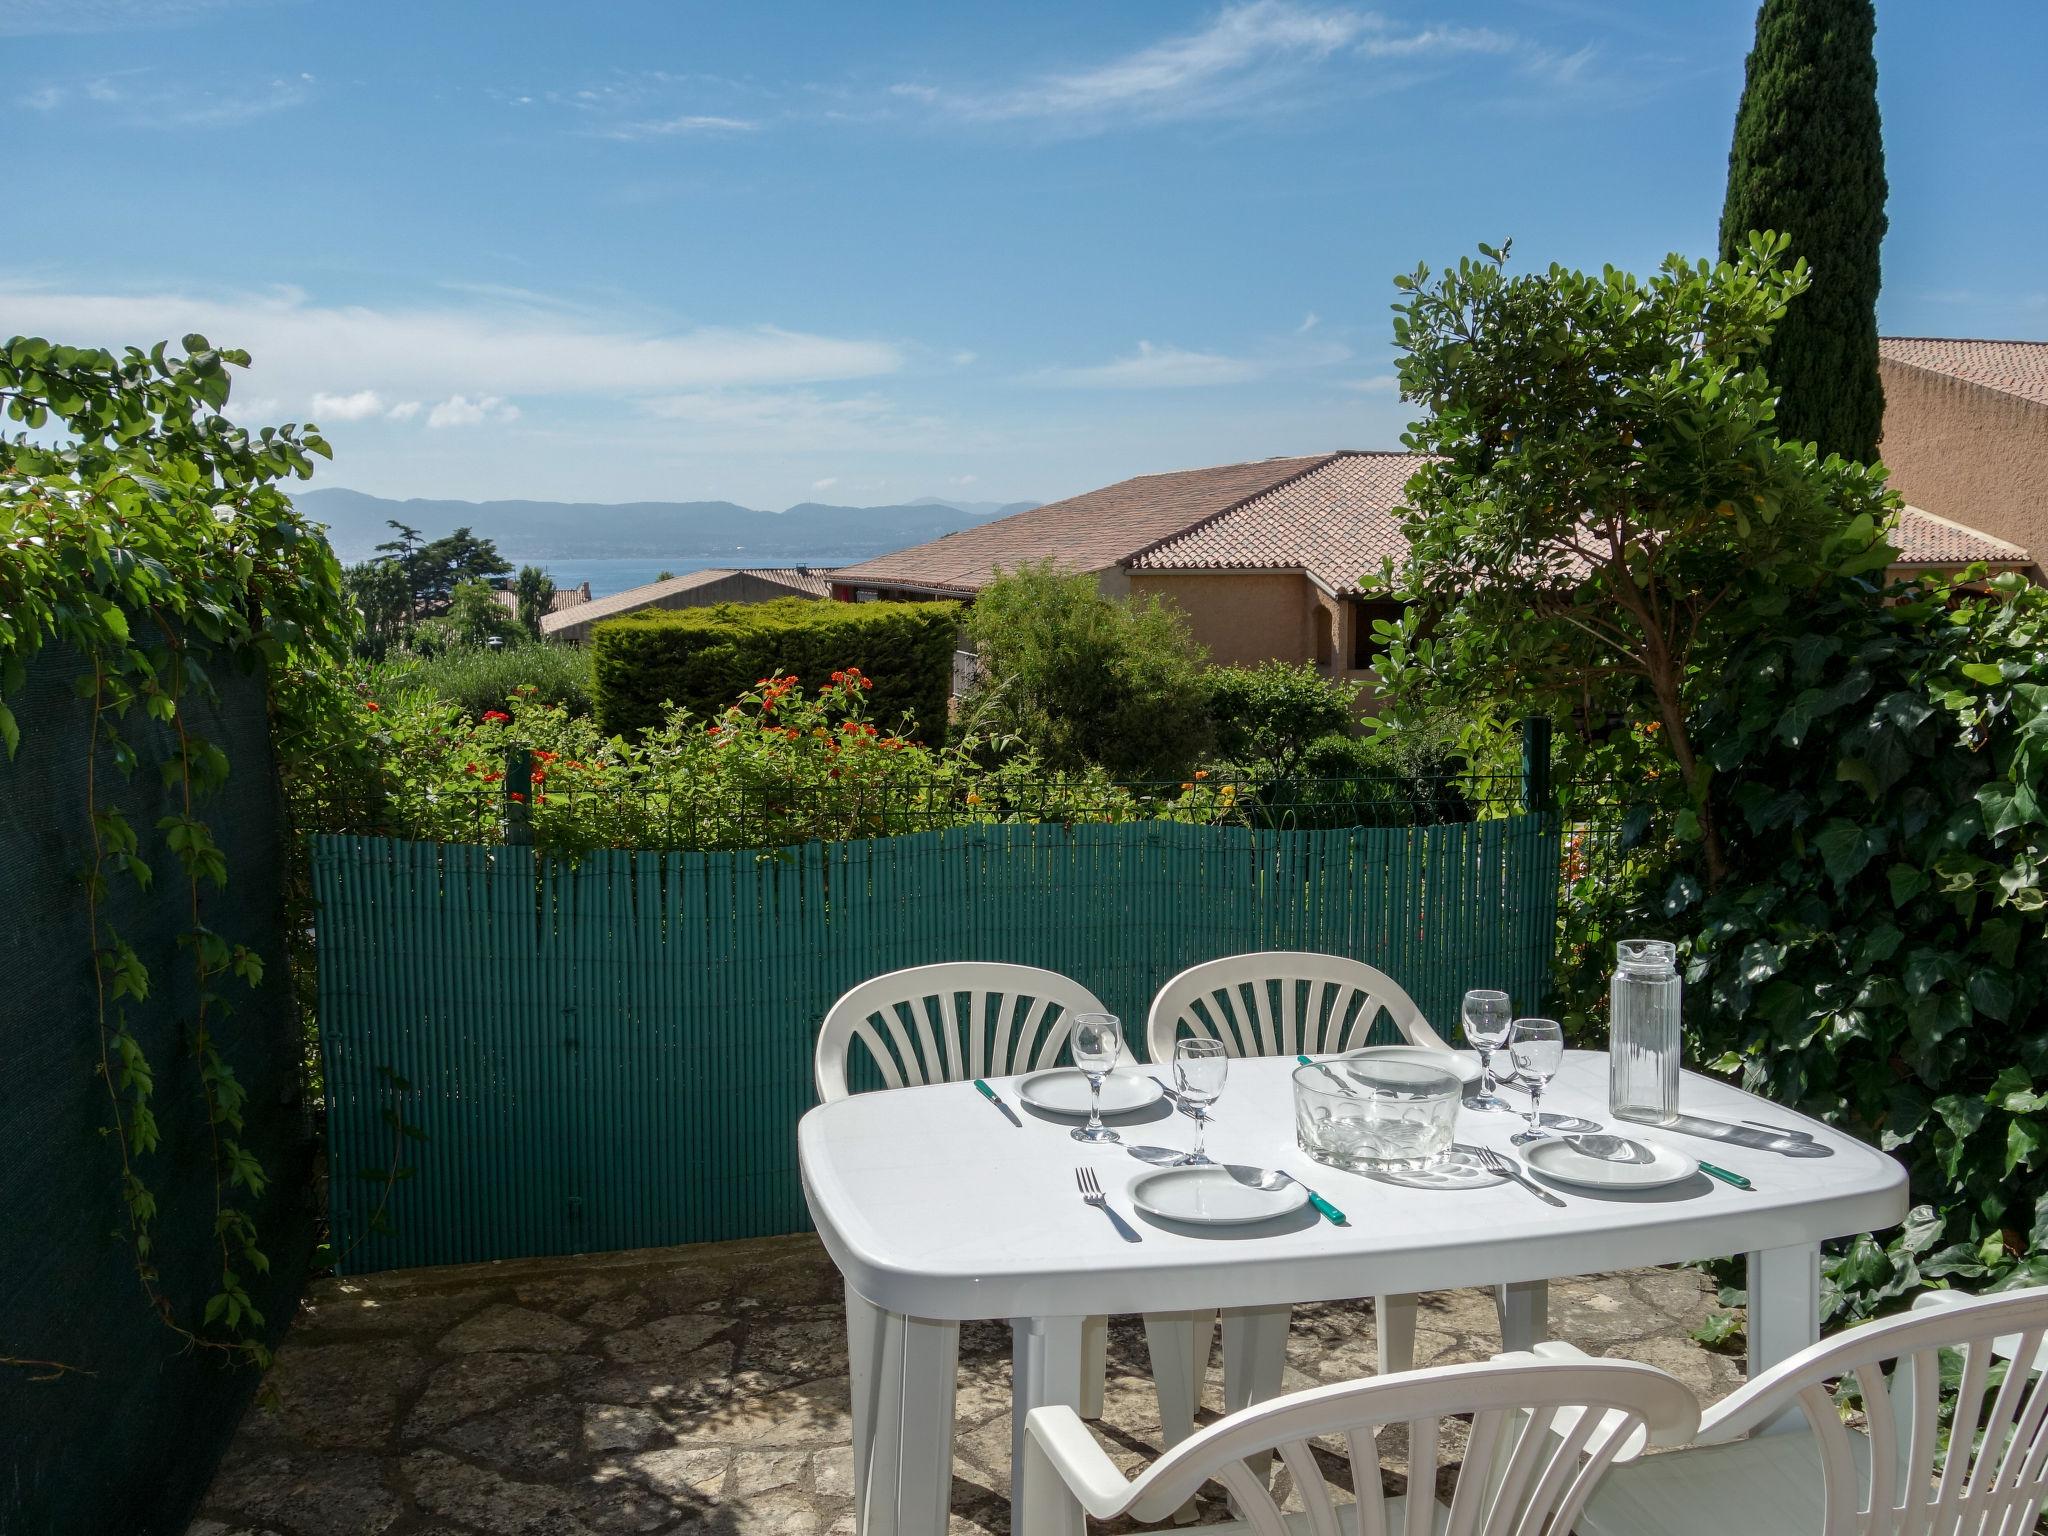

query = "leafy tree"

[
  {"left": 1372, "top": 236, "right": 1897, "bottom": 886},
  {"left": 343, "top": 558, "right": 412, "bottom": 659},
  {"left": 413, "top": 526, "right": 511, "bottom": 610},
  {"left": 513, "top": 564, "right": 556, "bottom": 639},
  {"left": 446, "top": 578, "right": 523, "bottom": 647},
  {"left": 1720, "top": 0, "right": 1888, "bottom": 462},
  {"left": 655, "top": 569, "right": 677, "bottom": 582},
  {"left": 959, "top": 563, "right": 1212, "bottom": 779},
  {"left": 373, "top": 520, "right": 427, "bottom": 621},
  {"left": 1206, "top": 661, "right": 1358, "bottom": 777}
]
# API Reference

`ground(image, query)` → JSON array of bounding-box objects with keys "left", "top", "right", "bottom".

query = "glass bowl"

[{"left": 1293, "top": 1058, "right": 1462, "bottom": 1173}]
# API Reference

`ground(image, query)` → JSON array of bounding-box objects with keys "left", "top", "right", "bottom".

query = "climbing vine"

[{"left": 2, "top": 334, "right": 354, "bottom": 1367}]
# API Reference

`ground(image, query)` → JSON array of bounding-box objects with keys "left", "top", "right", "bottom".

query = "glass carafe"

[{"left": 1609, "top": 939, "right": 1680, "bottom": 1124}]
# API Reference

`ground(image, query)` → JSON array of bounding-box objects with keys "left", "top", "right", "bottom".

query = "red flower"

[
  {"left": 507, "top": 791, "right": 527, "bottom": 803},
  {"left": 482, "top": 710, "right": 511, "bottom": 724},
  {"left": 532, "top": 749, "right": 558, "bottom": 762},
  {"left": 364, "top": 700, "right": 381, "bottom": 713},
  {"left": 482, "top": 771, "right": 504, "bottom": 784},
  {"left": 707, "top": 724, "right": 722, "bottom": 735},
  {"left": 464, "top": 762, "right": 479, "bottom": 775}
]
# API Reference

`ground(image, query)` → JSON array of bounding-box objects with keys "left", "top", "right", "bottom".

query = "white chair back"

[
  {"left": 1698, "top": 1284, "right": 2048, "bottom": 1536},
  {"left": 1021, "top": 1354, "right": 1698, "bottom": 1536},
  {"left": 1145, "top": 950, "right": 1447, "bottom": 1063},
  {"left": 814, "top": 962, "right": 1108, "bottom": 1102}
]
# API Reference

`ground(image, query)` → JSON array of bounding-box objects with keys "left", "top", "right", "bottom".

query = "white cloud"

[
  {"left": 1340, "top": 374, "right": 1400, "bottom": 393},
  {"left": 640, "top": 389, "right": 950, "bottom": 453},
  {"left": 23, "top": 67, "right": 310, "bottom": 125},
  {"left": 386, "top": 400, "right": 422, "bottom": 421},
  {"left": 812, "top": 476, "right": 839, "bottom": 490},
  {"left": 310, "top": 388, "right": 385, "bottom": 421},
  {"left": 602, "top": 113, "right": 757, "bottom": 141},
  {"left": 902, "top": 1, "right": 1512, "bottom": 131},
  {"left": 0, "top": 280, "right": 905, "bottom": 414},
  {"left": 1297, "top": 312, "right": 1321, "bottom": 332},
  {"left": 1033, "top": 336, "right": 1348, "bottom": 390},
  {"left": 950, "top": 474, "right": 979, "bottom": 486},
  {"left": 427, "top": 394, "right": 520, "bottom": 429}
]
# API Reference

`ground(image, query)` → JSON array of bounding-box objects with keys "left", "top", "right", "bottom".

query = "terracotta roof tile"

[
  {"left": 828, "top": 454, "right": 1339, "bottom": 593},
  {"left": 1891, "top": 506, "right": 2030, "bottom": 568},
  {"left": 1127, "top": 452, "right": 1428, "bottom": 593},
  {"left": 1880, "top": 337, "right": 2048, "bottom": 409}
]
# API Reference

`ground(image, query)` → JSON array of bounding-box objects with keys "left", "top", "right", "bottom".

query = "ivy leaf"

[
  {"left": 1887, "top": 863, "right": 1928, "bottom": 906},
  {"left": 1969, "top": 970, "right": 2019, "bottom": 1024},
  {"left": 1815, "top": 818, "right": 1883, "bottom": 885},
  {"left": 1959, "top": 663, "right": 2005, "bottom": 686}
]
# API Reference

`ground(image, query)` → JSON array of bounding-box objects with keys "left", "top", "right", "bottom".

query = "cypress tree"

[{"left": 1720, "top": 0, "right": 1888, "bottom": 463}]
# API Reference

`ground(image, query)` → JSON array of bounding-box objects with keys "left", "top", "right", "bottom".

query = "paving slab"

[{"left": 189, "top": 1233, "right": 1745, "bottom": 1535}]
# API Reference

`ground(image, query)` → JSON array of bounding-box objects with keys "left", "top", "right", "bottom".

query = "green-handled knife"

[
  {"left": 972, "top": 1078, "right": 1023, "bottom": 1128},
  {"left": 1698, "top": 1160, "right": 1753, "bottom": 1190},
  {"left": 1297, "top": 1053, "right": 1359, "bottom": 1097}
]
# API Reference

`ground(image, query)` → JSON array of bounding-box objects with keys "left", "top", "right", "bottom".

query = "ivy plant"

[{"left": 2, "top": 333, "right": 352, "bottom": 1367}]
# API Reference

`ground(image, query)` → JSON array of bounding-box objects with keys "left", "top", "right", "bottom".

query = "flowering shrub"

[{"left": 328, "top": 667, "right": 1236, "bottom": 856}]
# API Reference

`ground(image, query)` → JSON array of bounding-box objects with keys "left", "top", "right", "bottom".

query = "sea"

[{"left": 515, "top": 556, "right": 841, "bottom": 600}]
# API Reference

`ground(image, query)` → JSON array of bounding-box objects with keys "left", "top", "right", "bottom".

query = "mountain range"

[{"left": 295, "top": 487, "right": 1040, "bottom": 565}]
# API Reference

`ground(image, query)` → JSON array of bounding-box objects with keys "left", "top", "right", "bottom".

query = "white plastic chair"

[
  {"left": 1019, "top": 1352, "right": 1700, "bottom": 1536},
  {"left": 816, "top": 962, "right": 1176, "bottom": 1470},
  {"left": 1556, "top": 1282, "right": 2048, "bottom": 1536},
  {"left": 1145, "top": 952, "right": 1530, "bottom": 1434}
]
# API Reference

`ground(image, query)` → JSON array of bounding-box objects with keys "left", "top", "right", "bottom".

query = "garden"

[{"left": 4, "top": 184, "right": 2045, "bottom": 1536}]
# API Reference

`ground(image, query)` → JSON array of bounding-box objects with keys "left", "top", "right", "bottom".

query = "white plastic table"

[{"left": 797, "top": 1050, "right": 1907, "bottom": 1536}]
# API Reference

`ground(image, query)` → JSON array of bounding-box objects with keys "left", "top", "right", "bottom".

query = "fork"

[
  {"left": 1076, "top": 1166, "right": 1142, "bottom": 1242},
  {"left": 1471, "top": 1146, "right": 1567, "bottom": 1208}
]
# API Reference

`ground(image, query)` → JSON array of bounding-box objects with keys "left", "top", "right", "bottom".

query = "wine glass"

[
  {"left": 1461, "top": 989, "right": 1513, "bottom": 1112},
  {"left": 1507, "top": 1019, "right": 1565, "bottom": 1145},
  {"left": 1070, "top": 1014, "right": 1124, "bottom": 1144},
  {"left": 1172, "top": 1037, "right": 1228, "bottom": 1165}
]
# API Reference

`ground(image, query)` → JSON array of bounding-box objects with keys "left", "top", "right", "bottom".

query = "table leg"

[
  {"left": 1143, "top": 1311, "right": 1214, "bottom": 1525},
  {"left": 1221, "top": 1305, "right": 1291, "bottom": 1493},
  {"left": 1747, "top": 1242, "right": 1821, "bottom": 1436},
  {"left": 1011, "top": 1315, "right": 1088, "bottom": 1536},
  {"left": 848, "top": 1289, "right": 959, "bottom": 1536},
  {"left": 1498, "top": 1279, "right": 1549, "bottom": 1353},
  {"left": 1080, "top": 1313, "right": 1108, "bottom": 1420},
  {"left": 1376, "top": 1293, "right": 1418, "bottom": 1375}
]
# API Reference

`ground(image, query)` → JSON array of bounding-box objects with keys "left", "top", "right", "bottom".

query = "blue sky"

[{"left": 5, "top": 0, "right": 2044, "bottom": 509}]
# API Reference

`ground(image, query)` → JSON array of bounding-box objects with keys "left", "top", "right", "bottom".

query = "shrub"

[
  {"left": 1206, "top": 662, "right": 1359, "bottom": 776},
  {"left": 590, "top": 598, "right": 958, "bottom": 743},
  {"left": 370, "top": 640, "right": 594, "bottom": 719},
  {"left": 958, "top": 563, "right": 1212, "bottom": 780}
]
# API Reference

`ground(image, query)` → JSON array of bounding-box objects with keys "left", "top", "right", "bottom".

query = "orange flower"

[
  {"left": 1194, "top": 769, "right": 1209, "bottom": 780},
  {"left": 365, "top": 700, "right": 381, "bottom": 713}
]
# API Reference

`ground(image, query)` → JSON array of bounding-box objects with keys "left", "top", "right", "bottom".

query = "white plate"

[
  {"left": 1129, "top": 1166, "right": 1310, "bottom": 1226},
  {"left": 1519, "top": 1136, "right": 1700, "bottom": 1191},
  {"left": 1016, "top": 1068, "right": 1164, "bottom": 1118},
  {"left": 1338, "top": 1044, "right": 1484, "bottom": 1089}
]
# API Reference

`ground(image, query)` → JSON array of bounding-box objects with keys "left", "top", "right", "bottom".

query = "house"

[
  {"left": 542, "top": 567, "right": 833, "bottom": 644},
  {"left": 828, "top": 450, "right": 2020, "bottom": 687},
  {"left": 493, "top": 580, "right": 593, "bottom": 618},
  {"left": 1878, "top": 338, "right": 2047, "bottom": 582}
]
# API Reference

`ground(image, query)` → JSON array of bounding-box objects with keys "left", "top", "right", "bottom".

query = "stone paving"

[{"left": 187, "top": 1234, "right": 1745, "bottom": 1536}]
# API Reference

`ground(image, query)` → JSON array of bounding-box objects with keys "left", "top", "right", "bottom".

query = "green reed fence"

[{"left": 314, "top": 814, "right": 1560, "bottom": 1273}]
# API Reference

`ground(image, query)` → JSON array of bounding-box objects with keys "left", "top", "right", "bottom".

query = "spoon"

[
  {"left": 1227, "top": 1165, "right": 1348, "bottom": 1224},
  {"left": 1563, "top": 1133, "right": 1655, "bottom": 1164}
]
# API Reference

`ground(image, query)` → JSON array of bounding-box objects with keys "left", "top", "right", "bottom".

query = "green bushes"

[
  {"left": 590, "top": 598, "right": 959, "bottom": 743},
  {"left": 958, "top": 564, "right": 1212, "bottom": 779},
  {"left": 370, "top": 641, "right": 593, "bottom": 719}
]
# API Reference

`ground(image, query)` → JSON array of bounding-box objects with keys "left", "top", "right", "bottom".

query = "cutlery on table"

[
  {"left": 1470, "top": 1146, "right": 1567, "bottom": 1208},
  {"left": 1227, "top": 1164, "right": 1347, "bottom": 1225},
  {"left": 1076, "top": 1166, "right": 1142, "bottom": 1242},
  {"left": 972, "top": 1078, "right": 1023, "bottom": 1128},
  {"left": 1563, "top": 1133, "right": 1654, "bottom": 1164},
  {"left": 1698, "top": 1160, "right": 1754, "bottom": 1191},
  {"left": 1296, "top": 1054, "right": 1360, "bottom": 1097}
]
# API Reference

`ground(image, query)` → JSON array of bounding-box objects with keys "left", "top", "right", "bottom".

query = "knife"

[
  {"left": 1698, "top": 1160, "right": 1754, "bottom": 1191},
  {"left": 972, "top": 1078, "right": 1023, "bottom": 1128}
]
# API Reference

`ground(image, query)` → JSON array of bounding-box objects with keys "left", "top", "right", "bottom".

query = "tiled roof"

[
  {"left": 1127, "top": 452, "right": 1428, "bottom": 593},
  {"left": 492, "top": 581, "right": 592, "bottom": 615},
  {"left": 827, "top": 454, "right": 1340, "bottom": 593},
  {"left": 745, "top": 567, "right": 835, "bottom": 598},
  {"left": 1892, "top": 505, "right": 2030, "bottom": 568},
  {"left": 540, "top": 567, "right": 833, "bottom": 636},
  {"left": 1880, "top": 337, "right": 2048, "bottom": 409}
]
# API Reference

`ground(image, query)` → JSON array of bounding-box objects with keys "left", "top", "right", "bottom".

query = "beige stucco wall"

[
  {"left": 1879, "top": 361, "right": 2048, "bottom": 582},
  {"left": 1126, "top": 571, "right": 1316, "bottom": 667}
]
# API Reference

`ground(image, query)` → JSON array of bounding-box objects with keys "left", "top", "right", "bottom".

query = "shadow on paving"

[{"left": 186, "top": 1233, "right": 1745, "bottom": 1536}]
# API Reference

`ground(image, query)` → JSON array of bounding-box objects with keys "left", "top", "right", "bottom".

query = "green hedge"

[{"left": 591, "top": 598, "right": 960, "bottom": 742}]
